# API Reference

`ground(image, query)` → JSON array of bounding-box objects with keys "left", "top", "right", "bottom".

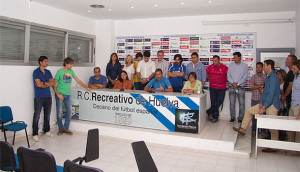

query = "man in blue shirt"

[
  {"left": 144, "top": 69, "right": 173, "bottom": 92},
  {"left": 168, "top": 54, "right": 186, "bottom": 92},
  {"left": 32, "top": 56, "right": 55, "bottom": 142},
  {"left": 227, "top": 52, "right": 249, "bottom": 123},
  {"left": 88, "top": 67, "right": 107, "bottom": 89},
  {"left": 233, "top": 59, "right": 280, "bottom": 152},
  {"left": 287, "top": 60, "right": 300, "bottom": 144},
  {"left": 185, "top": 52, "right": 207, "bottom": 86}
]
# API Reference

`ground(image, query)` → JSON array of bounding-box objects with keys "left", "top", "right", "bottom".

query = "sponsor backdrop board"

[
  {"left": 71, "top": 89, "right": 201, "bottom": 133},
  {"left": 115, "top": 33, "right": 256, "bottom": 91}
]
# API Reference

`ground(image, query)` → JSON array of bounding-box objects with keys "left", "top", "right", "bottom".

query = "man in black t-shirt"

[{"left": 283, "top": 55, "right": 297, "bottom": 112}]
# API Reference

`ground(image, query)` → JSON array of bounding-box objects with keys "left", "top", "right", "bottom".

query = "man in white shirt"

[
  {"left": 155, "top": 50, "right": 169, "bottom": 78},
  {"left": 136, "top": 51, "right": 156, "bottom": 90}
]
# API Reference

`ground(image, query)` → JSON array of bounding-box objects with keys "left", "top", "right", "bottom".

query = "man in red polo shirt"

[{"left": 206, "top": 55, "right": 228, "bottom": 123}]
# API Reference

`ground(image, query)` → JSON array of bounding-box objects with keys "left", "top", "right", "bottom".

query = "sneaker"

[
  {"left": 211, "top": 118, "right": 219, "bottom": 123},
  {"left": 63, "top": 130, "right": 73, "bottom": 135},
  {"left": 57, "top": 129, "right": 63, "bottom": 135},
  {"left": 45, "top": 132, "right": 54, "bottom": 138},
  {"left": 32, "top": 135, "right": 39, "bottom": 142},
  {"left": 229, "top": 119, "right": 235, "bottom": 123}
]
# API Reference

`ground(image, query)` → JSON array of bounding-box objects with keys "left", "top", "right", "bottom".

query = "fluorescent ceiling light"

[{"left": 203, "top": 18, "right": 294, "bottom": 25}]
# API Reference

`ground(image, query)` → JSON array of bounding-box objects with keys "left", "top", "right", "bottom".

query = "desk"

[{"left": 70, "top": 88, "right": 206, "bottom": 133}]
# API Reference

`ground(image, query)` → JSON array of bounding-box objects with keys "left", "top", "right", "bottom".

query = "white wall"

[
  {"left": 0, "top": 0, "right": 97, "bottom": 139},
  {"left": 296, "top": 2, "right": 300, "bottom": 57}
]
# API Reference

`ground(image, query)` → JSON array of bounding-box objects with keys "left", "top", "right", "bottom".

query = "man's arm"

[
  {"left": 238, "top": 64, "right": 249, "bottom": 86},
  {"left": 148, "top": 72, "right": 155, "bottom": 80},
  {"left": 165, "top": 86, "right": 173, "bottom": 92},
  {"left": 250, "top": 81, "right": 263, "bottom": 90},
  {"left": 284, "top": 82, "right": 293, "bottom": 97},
  {"left": 35, "top": 79, "right": 55, "bottom": 88},
  {"left": 88, "top": 84, "right": 106, "bottom": 89},
  {"left": 52, "top": 79, "right": 64, "bottom": 101},
  {"left": 261, "top": 76, "right": 278, "bottom": 109},
  {"left": 74, "top": 76, "right": 92, "bottom": 93}
]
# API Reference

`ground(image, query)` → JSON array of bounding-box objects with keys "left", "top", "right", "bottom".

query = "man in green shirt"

[{"left": 54, "top": 57, "right": 92, "bottom": 135}]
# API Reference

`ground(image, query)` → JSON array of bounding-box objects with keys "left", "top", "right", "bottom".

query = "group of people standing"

[{"left": 32, "top": 51, "right": 300, "bottom": 153}]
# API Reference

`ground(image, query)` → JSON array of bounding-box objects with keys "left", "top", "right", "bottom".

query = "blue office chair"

[
  {"left": 0, "top": 106, "right": 30, "bottom": 148},
  {"left": 63, "top": 160, "right": 103, "bottom": 172},
  {"left": 0, "top": 141, "right": 20, "bottom": 172},
  {"left": 17, "top": 146, "right": 63, "bottom": 172}
]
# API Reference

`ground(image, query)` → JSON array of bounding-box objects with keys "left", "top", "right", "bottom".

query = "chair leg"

[
  {"left": 3, "top": 130, "right": 7, "bottom": 142},
  {"left": 25, "top": 128, "right": 30, "bottom": 148},
  {"left": 13, "top": 131, "right": 16, "bottom": 145}
]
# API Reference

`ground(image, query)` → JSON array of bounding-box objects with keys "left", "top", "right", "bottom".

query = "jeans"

[
  {"left": 229, "top": 86, "right": 245, "bottom": 121},
  {"left": 251, "top": 100, "right": 261, "bottom": 131},
  {"left": 32, "top": 97, "right": 52, "bottom": 136},
  {"left": 207, "top": 87, "right": 226, "bottom": 119},
  {"left": 55, "top": 94, "right": 72, "bottom": 131},
  {"left": 173, "top": 86, "right": 183, "bottom": 93}
]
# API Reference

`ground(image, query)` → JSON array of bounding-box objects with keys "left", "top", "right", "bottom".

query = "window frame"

[{"left": 0, "top": 17, "right": 96, "bottom": 67}]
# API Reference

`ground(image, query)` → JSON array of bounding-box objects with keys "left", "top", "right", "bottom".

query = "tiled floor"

[{"left": 6, "top": 129, "right": 300, "bottom": 172}]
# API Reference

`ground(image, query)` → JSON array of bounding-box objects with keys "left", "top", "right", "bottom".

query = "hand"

[
  {"left": 48, "top": 79, "right": 55, "bottom": 86},
  {"left": 259, "top": 107, "right": 265, "bottom": 115},
  {"left": 188, "top": 89, "right": 194, "bottom": 93},
  {"left": 57, "top": 94, "right": 64, "bottom": 101},
  {"left": 111, "top": 80, "right": 116, "bottom": 85},
  {"left": 155, "top": 84, "right": 164, "bottom": 91},
  {"left": 233, "top": 83, "right": 238, "bottom": 89},
  {"left": 259, "top": 88, "right": 264, "bottom": 94}
]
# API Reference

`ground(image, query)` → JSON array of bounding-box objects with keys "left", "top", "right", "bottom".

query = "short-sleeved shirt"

[
  {"left": 250, "top": 73, "right": 266, "bottom": 101},
  {"left": 88, "top": 75, "right": 107, "bottom": 85},
  {"left": 33, "top": 67, "right": 53, "bottom": 98},
  {"left": 54, "top": 68, "right": 75, "bottom": 95},
  {"left": 146, "top": 77, "right": 171, "bottom": 91},
  {"left": 283, "top": 70, "right": 294, "bottom": 103},
  {"left": 134, "top": 62, "right": 140, "bottom": 83},
  {"left": 123, "top": 64, "right": 135, "bottom": 81},
  {"left": 168, "top": 63, "right": 186, "bottom": 87},
  {"left": 137, "top": 60, "right": 156, "bottom": 79},
  {"left": 206, "top": 64, "right": 228, "bottom": 89}
]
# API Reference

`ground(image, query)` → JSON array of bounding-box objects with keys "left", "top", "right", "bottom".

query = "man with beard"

[{"left": 168, "top": 54, "right": 186, "bottom": 92}]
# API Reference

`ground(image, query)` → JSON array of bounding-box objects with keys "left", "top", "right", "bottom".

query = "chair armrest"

[
  {"left": 72, "top": 157, "right": 85, "bottom": 164},
  {"left": 15, "top": 121, "right": 26, "bottom": 124}
]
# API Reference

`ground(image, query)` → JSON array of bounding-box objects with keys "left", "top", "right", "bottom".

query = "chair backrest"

[
  {"left": 17, "top": 146, "right": 58, "bottom": 172},
  {"left": 85, "top": 128, "right": 99, "bottom": 163},
  {"left": 0, "top": 141, "right": 17, "bottom": 170},
  {"left": 131, "top": 141, "right": 158, "bottom": 172},
  {"left": 63, "top": 160, "right": 103, "bottom": 172},
  {"left": 0, "top": 106, "right": 13, "bottom": 124}
]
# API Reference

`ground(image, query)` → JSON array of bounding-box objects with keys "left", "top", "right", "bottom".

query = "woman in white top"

[{"left": 123, "top": 55, "right": 135, "bottom": 82}]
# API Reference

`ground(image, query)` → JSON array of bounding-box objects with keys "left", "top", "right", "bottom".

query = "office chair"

[
  {"left": 73, "top": 128, "right": 99, "bottom": 165},
  {"left": 0, "top": 106, "right": 30, "bottom": 148},
  {"left": 131, "top": 141, "right": 158, "bottom": 172},
  {"left": 0, "top": 141, "right": 20, "bottom": 171},
  {"left": 17, "top": 146, "right": 63, "bottom": 172},
  {"left": 63, "top": 160, "right": 103, "bottom": 172}
]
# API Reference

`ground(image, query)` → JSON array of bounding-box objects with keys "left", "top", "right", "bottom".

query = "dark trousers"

[
  {"left": 173, "top": 86, "right": 183, "bottom": 93},
  {"left": 207, "top": 87, "right": 226, "bottom": 119},
  {"left": 33, "top": 97, "right": 52, "bottom": 136},
  {"left": 134, "top": 82, "right": 142, "bottom": 90},
  {"left": 106, "top": 80, "right": 114, "bottom": 88},
  {"left": 138, "top": 82, "right": 148, "bottom": 90}
]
